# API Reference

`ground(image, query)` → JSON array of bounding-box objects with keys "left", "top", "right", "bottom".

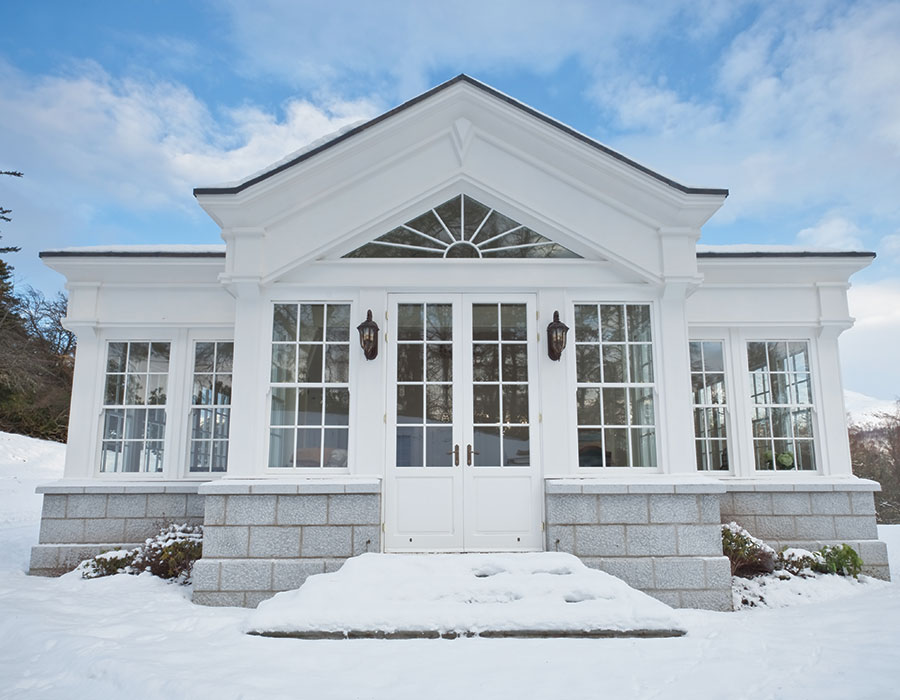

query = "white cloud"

[
  {"left": 0, "top": 60, "right": 377, "bottom": 216},
  {"left": 796, "top": 214, "right": 865, "bottom": 250},
  {"left": 842, "top": 279, "right": 900, "bottom": 400}
]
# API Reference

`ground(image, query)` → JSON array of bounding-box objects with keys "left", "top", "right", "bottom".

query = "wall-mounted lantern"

[
  {"left": 547, "top": 310, "right": 569, "bottom": 361},
  {"left": 357, "top": 309, "right": 380, "bottom": 360}
]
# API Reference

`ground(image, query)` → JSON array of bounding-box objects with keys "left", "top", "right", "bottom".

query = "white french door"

[{"left": 384, "top": 294, "right": 543, "bottom": 552}]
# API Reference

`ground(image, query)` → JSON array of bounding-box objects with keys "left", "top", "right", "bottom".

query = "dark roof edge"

[
  {"left": 193, "top": 75, "right": 729, "bottom": 198},
  {"left": 40, "top": 251, "right": 226, "bottom": 259},
  {"left": 697, "top": 251, "right": 876, "bottom": 259}
]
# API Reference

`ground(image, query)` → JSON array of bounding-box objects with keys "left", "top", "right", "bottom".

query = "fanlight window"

[{"left": 344, "top": 195, "right": 581, "bottom": 259}]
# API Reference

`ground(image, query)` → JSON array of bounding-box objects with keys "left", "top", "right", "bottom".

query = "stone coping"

[
  {"left": 545, "top": 478, "right": 726, "bottom": 495},
  {"left": 720, "top": 478, "right": 880, "bottom": 493},
  {"left": 199, "top": 478, "right": 382, "bottom": 495},
  {"left": 36, "top": 481, "right": 205, "bottom": 495}
]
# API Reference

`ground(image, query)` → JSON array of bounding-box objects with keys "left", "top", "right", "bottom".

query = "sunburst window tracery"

[{"left": 343, "top": 195, "right": 581, "bottom": 259}]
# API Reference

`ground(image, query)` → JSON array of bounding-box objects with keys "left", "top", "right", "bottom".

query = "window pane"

[
  {"left": 103, "top": 409, "right": 124, "bottom": 439},
  {"left": 299, "top": 304, "right": 324, "bottom": 342},
  {"left": 501, "top": 345, "right": 528, "bottom": 382},
  {"left": 503, "top": 426, "right": 529, "bottom": 466},
  {"left": 630, "top": 387, "right": 654, "bottom": 426},
  {"left": 192, "top": 408, "right": 213, "bottom": 439},
  {"left": 107, "top": 342, "right": 128, "bottom": 373},
  {"left": 216, "top": 342, "right": 234, "bottom": 373},
  {"left": 425, "top": 427, "right": 452, "bottom": 467},
  {"left": 500, "top": 304, "right": 527, "bottom": 341},
  {"left": 576, "top": 345, "right": 601, "bottom": 383},
  {"left": 398, "top": 304, "right": 424, "bottom": 341},
  {"left": 270, "top": 387, "right": 297, "bottom": 426},
  {"left": 124, "top": 408, "right": 146, "bottom": 440},
  {"left": 326, "top": 304, "right": 351, "bottom": 341},
  {"left": 211, "top": 440, "right": 229, "bottom": 472},
  {"left": 600, "top": 305, "right": 624, "bottom": 342},
  {"left": 325, "top": 388, "right": 350, "bottom": 426},
  {"left": 473, "top": 427, "right": 501, "bottom": 466},
  {"left": 144, "top": 441, "right": 164, "bottom": 473},
  {"left": 271, "top": 345, "right": 296, "bottom": 383},
  {"left": 297, "top": 345, "right": 323, "bottom": 383},
  {"left": 707, "top": 440, "right": 728, "bottom": 471},
  {"left": 689, "top": 341, "right": 703, "bottom": 372},
  {"left": 754, "top": 440, "right": 773, "bottom": 470},
  {"left": 214, "top": 409, "right": 230, "bottom": 439},
  {"left": 576, "top": 388, "right": 601, "bottom": 425},
  {"left": 626, "top": 305, "right": 651, "bottom": 342},
  {"left": 473, "top": 344, "right": 499, "bottom": 382},
  {"left": 100, "top": 441, "right": 121, "bottom": 473},
  {"left": 149, "top": 343, "right": 170, "bottom": 372},
  {"left": 268, "top": 428, "right": 294, "bottom": 468},
  {"left": 396, "top": 427, "right": 423, "bottom": 467},
  {"left": 473, "top": 385, "right": 500, "bottom": 424},
  {"left": 472, "top": 304, "right": 498, "bottom": 341},
  {"left": 629, "top": 344, "right": 653, "bottom": 383},
  {"left": 324, "top": 344, "right": 349, "bottom": 383},
  {"left": 127, "top": 343, "right": 149, "bottom": 373},
  {"left": 767, "top": 342, "right": 789, "bottom": 372},
  {"left": 426, "top": 385, "right": 452, "bottom": 424},
  {"left": 578, "top": 429, "right": 604, "bottom": 467},
  {"left": 190, "top": 440, "right": 210, "bottom": 472},
  {"left": 273, "top": 304, "right": 298, "bottom": 342},
  {"left": 702, "top": 341, "right": 724, "bottom": 372},
  {"left": 397, "top": 385, "right": 423, "bottom": 424},
  {"left": 426, "top": 304, "right": 453, "bottom": 341},
  {"left": 602, "top": 387, "right": 627, "bottom": 425},
  {"left": 787, "top": 342, "right": 809, "bottom": 372},
  {"left": 298, "top": 388, "right": 323, "bottom": 425},
  {"left": 193, "top": 374, "right": 214, "bottom": 405},
  {"left": 214, "top": 375, "right": 232, "bottom": 405},
  {"left": 602, "top": 345, "right": 626, "bottom": 383},
  {"left": 502, "top": 385, "right": 529, "bottom": 424},
  {"left": 631, "top": 428, "right": 656, "bottom": 467},
  {"left": 194, "top": 342, "right": 215, "bottom": 372},
  {"left": 747, "top": 342, "right": 767, "bottom": 372},
  {"left": 323, "top": 429, "right": 349, "bottom": 467},
  {"left": 604, "top": 428, "right": 629, "bottom": 466},
  {"left": 104, "top": 374, "right": 125, "bottom": 405},
  {"left": 426, "top": 344, "right": 453, "bottom": 382},
  {"left": 398, "top": 344, "right": 424, "bottom": 382},
  {"left": 796, "top": 440, "right": 815, "bottom": 471},
  {"left": 125, "top": 374, "right": 146, "bottom": 405},
  {"left": 147, "top": 374, "right": 167, "bottom": 405},
  {"left": 574, "top": 305, "right": 599, "bottom": 343},
  {"left": 706, "top": 373, "right": 726, "bottom": 404},
  {"left": 295, "top": 429, "right": 322, "bottom": 468}
]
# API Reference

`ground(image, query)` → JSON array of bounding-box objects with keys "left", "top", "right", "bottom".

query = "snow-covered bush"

[
  {"left": 721, "top": 522, "right": 775, "bottom": 577},
  {"left": 80, "top": 523, "right": 203, "bottom": 584},
  {"left": 818, "top": 544, "right": 863, "bottom": 578},
  {"left": 775, "top": 548, "right": 824, "bottom": 577}
]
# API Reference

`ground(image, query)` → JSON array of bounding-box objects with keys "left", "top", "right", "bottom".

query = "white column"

[
  {"left": 63, "top": 324, "right": 101, "bottom": 479},
  {"left": 817, "top": 325, "right": 853, "bottom": 476},
  {"left": 657, "top": 283, "right": 697, "bottom": 475}
]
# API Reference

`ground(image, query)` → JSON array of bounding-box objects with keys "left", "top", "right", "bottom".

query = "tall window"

[
  {"left": 690, "top": 340, "right": 729, "bottom": 471},
  {"left": 100, "top": 341, "right": 169, "bottom": 473},
  {"left": 574, "top": 304, "right": 656, "bottom": 468},
  {"left": 748, "top": 341, "right": 816, "bottom": 471},
  {"left": 189, "top": 341, "right": 233, "bottom": 473},
  {"left": 269, "top": 303, "right": 351, "bottom": 469}
]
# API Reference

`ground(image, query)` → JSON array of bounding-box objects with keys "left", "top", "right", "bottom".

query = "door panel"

[{"left": 384, "top": 295, "right": 542, "bottom": 552}]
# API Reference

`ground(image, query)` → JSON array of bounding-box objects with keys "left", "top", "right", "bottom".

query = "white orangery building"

[{"left": 31, "top": 76, "right": 890, "bottom": 610}]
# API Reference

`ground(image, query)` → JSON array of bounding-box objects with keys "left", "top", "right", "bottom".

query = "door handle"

[
  {"left": 467, "top": 444, "right": 479, "bottom": 466},
  {"left": 447, "top": 444, "right": 459, "bottom": 466}
]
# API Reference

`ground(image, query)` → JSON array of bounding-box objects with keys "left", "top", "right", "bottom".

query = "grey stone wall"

[
  {"left": 29, "top": 484, "right": 204, "bottom": 576},
  {"left": 192, "top": 480, "right": 381, "bottom": 608},
  {"left": 545, "top": 480, "right": 732, "bottom": 611},
  {"left": 720, "top": 482, "right": 890, "bottom": 580}
]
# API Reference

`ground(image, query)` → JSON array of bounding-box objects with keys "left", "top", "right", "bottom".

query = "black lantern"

[
  {"left": 357, "top": 309, "right": 379, "bottom": 360},
  {"left": 547, "top": 310, "right": 569, "bottom": 361}
]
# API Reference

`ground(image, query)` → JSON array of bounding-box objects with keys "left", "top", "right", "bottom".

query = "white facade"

[{"left": 33, "top": 77, "right": 889, "bottom": 602}]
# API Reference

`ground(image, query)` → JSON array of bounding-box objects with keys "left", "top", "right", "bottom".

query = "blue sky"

[{"left": 1, "top": 0, "right": 899, "bottom": 401}]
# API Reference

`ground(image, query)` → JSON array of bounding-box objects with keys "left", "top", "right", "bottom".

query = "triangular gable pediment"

[{"left": 344, "top": 194, "right": 580, "bottom": 260}]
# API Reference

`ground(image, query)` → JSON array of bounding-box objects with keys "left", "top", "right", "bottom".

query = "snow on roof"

[
  {"left": 40, "top": 244, "right": 226, "bottom": 258},
  {"left": 697, "top": 244, "right": 875, "bottom": 257}
]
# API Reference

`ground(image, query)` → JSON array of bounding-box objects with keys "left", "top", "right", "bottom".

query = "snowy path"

[{"left": 1, "top": 431, "right": 899, "bottom": 700}]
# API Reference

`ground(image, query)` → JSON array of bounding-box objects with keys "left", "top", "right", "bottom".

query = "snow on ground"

[
  {"left": 248, "top": 552, "right": 680, "bottom": 635},
  {"left": 2, "top": 431, "right": 900, "bottom": 700}
]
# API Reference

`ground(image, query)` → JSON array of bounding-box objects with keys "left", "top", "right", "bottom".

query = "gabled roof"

[{"left": 193, "top": 74, "right": 729, "bottom": 198}]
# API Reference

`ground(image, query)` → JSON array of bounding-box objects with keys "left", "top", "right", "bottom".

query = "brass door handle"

[
  {"left": 447, "top": 444, "right": 459, "bottom": 466},
  {"left": 467, "top": 444, "right": 479, "bottom": 466}
]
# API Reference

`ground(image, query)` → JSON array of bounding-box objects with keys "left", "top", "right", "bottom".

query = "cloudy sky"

[{"left": 1, "top": 0, "right": 898, "bottom": 401}]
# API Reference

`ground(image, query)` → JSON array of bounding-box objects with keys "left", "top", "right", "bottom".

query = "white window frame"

[
  {"left": 264, "top": 299, "right": 357, "bottom": 474},
  {"left": 567, "top": 300, "right": 661, "bottom": 473},
  {"left": 183, "top": 335, "right": 235, "bottom": 478},
  {"left": 687, "top": 333, "right": 734, "bottom": 474},
  {"left": 93, "top": 329, "right": 184, "bottom": 479}
]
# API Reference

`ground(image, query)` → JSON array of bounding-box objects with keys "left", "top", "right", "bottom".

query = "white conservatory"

[{"left": 30, "top": 76, "right": 890, "bottom": 610}]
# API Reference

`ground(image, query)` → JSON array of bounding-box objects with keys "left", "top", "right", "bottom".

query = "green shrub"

[
  {"left": 775, "top": 547, "right": 824, "bottom": 576},
  {"left": 80, "top": 523, "right": 203, "bottom": 584},
  {"left": 818, "top": 544, "right": 863, "bottom": 578},
  {"left": 80, "top": 548, "right": 137, "bottom": 579},
  {"left": 721, "top": 522, "right": 776, "bottom": 577}
]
